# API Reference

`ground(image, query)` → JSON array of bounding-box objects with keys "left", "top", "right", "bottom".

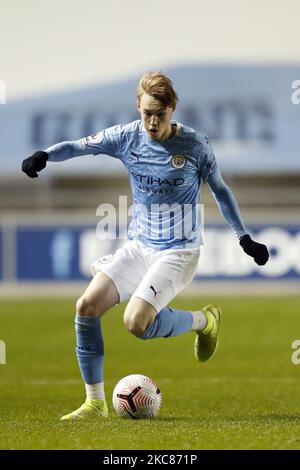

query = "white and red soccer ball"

[{"left": 112, "top": 374, "right": 162, "bottom": 419}]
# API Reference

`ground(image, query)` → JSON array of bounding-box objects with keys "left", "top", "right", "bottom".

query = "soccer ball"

[{"left": 112, "top": 374, "right": 162, "bottom": 419}]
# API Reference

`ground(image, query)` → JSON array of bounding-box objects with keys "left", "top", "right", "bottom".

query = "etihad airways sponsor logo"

[{"left": 131, "top": 172, "right": 184, "bottom": 186}]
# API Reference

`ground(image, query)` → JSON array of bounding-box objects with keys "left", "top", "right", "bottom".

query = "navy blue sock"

[
  {"left": 75, "top": 314, "right": 104, "bottom": 384},
  {"left": 141, "top": 307, "right": 193, "bottom": 339}
]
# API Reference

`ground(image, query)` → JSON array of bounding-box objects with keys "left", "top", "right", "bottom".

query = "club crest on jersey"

[
  {"left": 99, "top": 254, "right": 113, "bottom": 264},
  {"left": 171, "top": 155, "right": 186, "bottom": 169}
]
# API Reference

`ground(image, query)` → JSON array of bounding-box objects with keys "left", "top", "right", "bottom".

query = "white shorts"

[{"left": 91, "top": 240, "right": 200, "bottom": 312}]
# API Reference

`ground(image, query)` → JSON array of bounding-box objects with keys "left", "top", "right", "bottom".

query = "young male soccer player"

[{"left": 22, "top": 72, "right": 269, "bottom": 420}]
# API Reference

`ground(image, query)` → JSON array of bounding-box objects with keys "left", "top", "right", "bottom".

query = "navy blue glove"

[
  {"left": 22, "top": 151, "right": 48, "bottom": 178},
  {"left": 240, "top": 234, "right": 269, "bottom": 266}
]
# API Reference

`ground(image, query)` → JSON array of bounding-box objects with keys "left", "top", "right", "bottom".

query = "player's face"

[{"left": 138, "top": 93, "right": 174, "bottom": 141}]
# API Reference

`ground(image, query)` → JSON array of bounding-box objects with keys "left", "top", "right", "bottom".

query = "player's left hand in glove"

[
  {"left": 239, "top": 234, "right": 269, "bottom": 266},
  {"left": 22, "top": 151, "right": 48, "bottom": 178}
]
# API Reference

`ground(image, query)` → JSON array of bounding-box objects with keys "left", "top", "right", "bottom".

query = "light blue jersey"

[{"left": 46, "top": 120, "right": 246, "bottom": 249}]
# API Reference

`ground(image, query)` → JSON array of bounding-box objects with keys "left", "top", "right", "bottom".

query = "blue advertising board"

[
  {"left": 15, "top": 224, "right": 300, "bottom": 281},
  {"left": 17, "top": 226, "right": 88, "bottom": 281},
  {"left": 195, "top": 225, "right": 300, "bottom": 280}
]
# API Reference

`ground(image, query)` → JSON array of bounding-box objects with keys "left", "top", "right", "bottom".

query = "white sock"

[
  {"left": 85, "top": 382, "right": 105, "bottom": 400},
  {"left": 191, "top": 311, "right": 207, "bottom": 331}
]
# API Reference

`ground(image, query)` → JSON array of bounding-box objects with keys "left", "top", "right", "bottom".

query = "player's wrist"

[{"left": 239, "top": 234, "right": 251, "bottom": 246}]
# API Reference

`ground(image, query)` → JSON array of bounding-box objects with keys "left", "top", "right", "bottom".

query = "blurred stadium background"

[{"left": 0, "top": 0, "right": 300, "bottom": 450}]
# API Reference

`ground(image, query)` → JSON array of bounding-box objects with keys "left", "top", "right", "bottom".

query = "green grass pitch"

[{"left": 0, "top": 295, "right": 300, "bottom": 450}]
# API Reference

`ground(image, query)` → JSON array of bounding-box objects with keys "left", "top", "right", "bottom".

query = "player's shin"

[
  {"left": 141, "top": 307, "right": 199, "bottom": 339},
  {"left": 75, "top": 314, "right": 105, "bottom": 400}
]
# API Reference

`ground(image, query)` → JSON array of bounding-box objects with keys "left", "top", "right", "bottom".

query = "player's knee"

[
  {"left": 76, "top": 295, "right": 97, "bottom": 317},
  {"left": 123, "top": 309, "right": 148, "bottom": 338}
]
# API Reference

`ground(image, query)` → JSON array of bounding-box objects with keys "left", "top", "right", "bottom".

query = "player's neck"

[{"left": 159, "top": 123, "right": 176, "bottom": 142}]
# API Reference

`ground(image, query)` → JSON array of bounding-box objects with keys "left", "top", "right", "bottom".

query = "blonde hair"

[{"left": 137, "top": 71, "right": 178, "bottom": 109}]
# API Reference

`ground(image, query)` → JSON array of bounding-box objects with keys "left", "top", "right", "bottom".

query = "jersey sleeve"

[
  {"left": 46, "top": 140, "right": 87, "bottom": 162},
  {"left": 207, "top": 170, "right": 247, "bottom": 239},
  {"left": 199, "top": 134, "right": 218, "bottom": 183},
  {"left": 78, "top": 124, "right": 123, "bottom": 159},
  {"left": 46, "top": 124, "right": 124, "bottom": 162}
]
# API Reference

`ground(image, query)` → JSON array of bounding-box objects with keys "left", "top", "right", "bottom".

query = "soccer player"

[{"left": 22, "top": 72, "right": 269, "bottom": 420}]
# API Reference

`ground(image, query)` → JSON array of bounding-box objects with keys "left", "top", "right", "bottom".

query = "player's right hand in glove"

[
  {"left": 22, "top": 151, "right": 48, "bottom": 178},
  {"left": 239, "top": 234, "right": 269, "bottom": 266}
]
